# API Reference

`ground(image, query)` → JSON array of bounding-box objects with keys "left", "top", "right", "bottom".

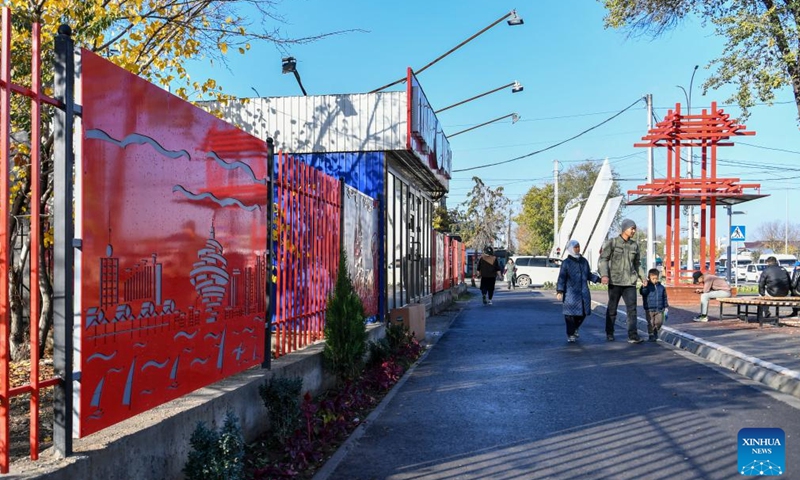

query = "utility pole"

[
  {"left": 646, "top": 94, "right": 655, "bottom": 269},
  {"left": 507, "top": 207, "right": 513, "bottom": 253},
  {"left": 553, "top": 159, "right": 560, "bottom": 256}
]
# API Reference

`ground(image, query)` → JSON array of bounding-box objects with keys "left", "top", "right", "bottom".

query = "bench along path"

[{"left": 717, "top": 295, "right": 800, "bottom": 327}]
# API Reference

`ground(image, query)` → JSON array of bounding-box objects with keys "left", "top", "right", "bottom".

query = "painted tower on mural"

[{"left": 190, "top": 226, "right": 230, "bottom": 322}]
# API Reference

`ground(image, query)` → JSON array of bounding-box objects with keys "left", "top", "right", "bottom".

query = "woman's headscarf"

[{"left": 566, "top": 239, "right": 581, "bottom": 258}]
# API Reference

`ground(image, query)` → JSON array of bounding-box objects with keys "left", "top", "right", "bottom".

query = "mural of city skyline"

[{"left": 79, "top": 49, "right": 268, "bottom": 437}]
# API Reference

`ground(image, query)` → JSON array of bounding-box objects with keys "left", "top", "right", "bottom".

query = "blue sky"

[{"left": 187, "top": 1, "right": 800, "bottom": 244}]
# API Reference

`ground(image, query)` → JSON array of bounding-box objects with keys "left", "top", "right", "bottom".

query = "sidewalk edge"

[
  {"left": 592, "top": 301, "right": 800, "bottom": 399},
  {"left": 312, "top": 306, "right": 465, "bottom": 480}
]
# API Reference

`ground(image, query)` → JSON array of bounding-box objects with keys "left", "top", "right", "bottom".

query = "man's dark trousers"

[{"left": 606, "top": 284, "right": 638, "bottom": 339}]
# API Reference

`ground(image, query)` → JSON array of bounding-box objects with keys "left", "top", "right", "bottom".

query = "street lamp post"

[
  {"left": 448, "top": 112, "right": 519, "bottom": 137},
  {"left": 282, "top": 57, "right": 308, "bottom": 96},
  {"left": 370, "top": 10, "right": 524, "bottom": 93},
  {"left": 677, "top": 65, "right": 699, "bottom": 271},
  {"left": 725, "top": 205, "right": 746, "bottom": 285},
  {"left": 435, "top": 81, "right": 523, "bottom": 114}
]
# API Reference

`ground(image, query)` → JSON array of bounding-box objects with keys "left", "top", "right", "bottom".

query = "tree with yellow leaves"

[{"left": 3, "top": 0, "right": 353, "bottom": 361}]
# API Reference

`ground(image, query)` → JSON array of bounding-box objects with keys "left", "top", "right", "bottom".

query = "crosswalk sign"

[{"left": 731, "top": 225, "right": 746, "bottom": 241}]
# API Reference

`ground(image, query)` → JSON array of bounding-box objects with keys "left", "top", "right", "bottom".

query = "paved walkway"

[{"left": 314, "top": 286, "right": 800, "bottom": 479}]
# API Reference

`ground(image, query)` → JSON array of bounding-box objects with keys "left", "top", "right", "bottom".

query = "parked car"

[
  {"left": 510, "top": 256, "right": 561, "bottom": 288},
  {"left": 757, "top": 253, "right": 798, "bottom": 274},
  {"left": 744, "top": 264, "right": 767, "bottom": 283}
]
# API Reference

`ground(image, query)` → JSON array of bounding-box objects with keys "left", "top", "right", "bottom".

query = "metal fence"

[
  {"left": 431, "top": 231, "right": 465, "bottom": 293},
  {"left": 273, "top": 151, "right": 341, "bottom": 357},
  {"left": 0, "top": 6, "right": 464, "bottom": 471},
  {"left": 0, "top": 8, "right": 63, "bottom": 473}
]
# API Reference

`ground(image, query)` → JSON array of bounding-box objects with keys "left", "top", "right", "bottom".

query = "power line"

[
  {"left": 452, "top": 97, "right": 646, "bottom": 173},
  {"left": 736, "top": 142, "right": 800, "bottom": 156}
]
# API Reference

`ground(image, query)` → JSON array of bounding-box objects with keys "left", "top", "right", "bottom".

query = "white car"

[
  {"left": 510, "top": 256, "right": 561, "bottom": 288},
  {"left": 744, "top": 264, "right": 766, "bottom": 283}
]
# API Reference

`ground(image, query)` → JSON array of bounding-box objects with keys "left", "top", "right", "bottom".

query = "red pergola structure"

[{"left": 628, "top": 102, "right": 767, "bottom": 285}]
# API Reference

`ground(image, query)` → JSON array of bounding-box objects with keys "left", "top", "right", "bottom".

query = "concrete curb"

[
  {"left": 312, "top": 307, "right": 465, "bottom": 480},
  {"left": 592, "top": 301, "right": 800, "bottom": 399}
]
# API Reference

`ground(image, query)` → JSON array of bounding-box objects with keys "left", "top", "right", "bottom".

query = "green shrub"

[
  {"left": 184, "top": 410, "right": 245, "bottom": 480},
  {"left": 323, "top": 248, "right": 367, "bottom": 381},
  {"left": 384, "top": 321, "right": 409, "bottom": 352},
  {"left": 258, "top": 376, "right": 303, "bottom": 444},
  {"left": 542, "top": 281, "right": 556, "bottom": 290},
  {"left": 366, "top": 337, "right": 392, "bottom": 368},
  {"left": 736, "top": 284, "right": 759, "bottom": 294}
]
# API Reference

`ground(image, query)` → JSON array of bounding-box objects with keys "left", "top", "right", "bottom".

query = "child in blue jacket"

[{"left": 640, "top": 268, "right": 669, "bottom": 341}]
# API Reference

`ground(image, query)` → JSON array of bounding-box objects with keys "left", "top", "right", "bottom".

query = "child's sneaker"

[
  {"left": 567, "top": 335, "right": 576, "bottom": 343},
  {"left": 692, "top": 315, "right": 708, "bottom": 322}
]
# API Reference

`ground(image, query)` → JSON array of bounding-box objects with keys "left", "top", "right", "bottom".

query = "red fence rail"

[
  {"left": 431, "top": 231, "right": 464, "bottom": 293},
  {"left": 273, "top": 151, "right": 341, "bottom": 358},
  {"left": 0, "top": 7, "right": 62, "bottom": 473}
]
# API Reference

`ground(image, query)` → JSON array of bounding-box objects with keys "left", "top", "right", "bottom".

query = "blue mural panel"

[{"left": 292, "top": 152, "right": 386, "bottom": 320}]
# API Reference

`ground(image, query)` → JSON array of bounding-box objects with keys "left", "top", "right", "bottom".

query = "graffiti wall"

[
  {"left": 342, "top": 185, "right": 379, "bottom": 316},
  {"left": 78, "top": 50, "right": 267, "bottom": 436},
  {"left": 432, "top": 232, "right": 445, "bottom": 293}
]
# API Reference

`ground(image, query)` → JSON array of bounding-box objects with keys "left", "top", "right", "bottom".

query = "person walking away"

[
  {"left": 640, "top": 268, "right": 668, "bottom": 341},
  {"left": 691, "top": 271, "right": 732, "bottom": 322},
  {"left": 791, "top": 261, "right": 800, "bottom": 317},
  {"left": 478, "top": 246, "right": 501, "bottom": 305},
  {"left": 598, "top": 218, "right": 645, "bottom": 343},
  {"left": 757, "top": 256, "right": 792, "bottom": 318},
  {"left": 556, "top": 240, "right": 601, "bottom": 343},
  {"left": 504, "top": 258, "right": 517, "bottom": 290}
]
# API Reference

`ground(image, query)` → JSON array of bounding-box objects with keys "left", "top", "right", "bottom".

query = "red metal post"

[
  {"left": 304, "top": 162, "right": 309, "bottom": 345},
  {"left": 0, "top": 8, "right": 11, "bottom": 474},
  {"left": 29, "top": 20, "right": 42, "bottom": 461},
  {"left": 290, "top": 157, "right": 298, "bottom": 353},
  {"left": 276, "top": 153, "right": 285, "bottom": 357}
]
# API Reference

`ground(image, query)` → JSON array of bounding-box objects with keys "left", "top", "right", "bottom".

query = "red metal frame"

[
  {"left": 430, "top": 232, "right": 464, "bottom": 293},
  {"left": 273, "top": 151, "right": 341, "bottom": 358},
  {"left": 0, "top": 8, "right": 63, "bottom": 471},
  {"left": 630, "top": 102, "right": 760, "bottom": 285}
]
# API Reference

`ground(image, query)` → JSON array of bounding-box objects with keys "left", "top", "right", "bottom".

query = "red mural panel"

[{"left": 79, "top": 50, "right": 267, "bottom": 436}]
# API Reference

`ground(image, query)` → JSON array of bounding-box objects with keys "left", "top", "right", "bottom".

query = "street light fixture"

[
  {"left": 370, "top": 10, "right": 524, "bottom": 93},
  {"left": 435, "top": 81, "right": 523, "bottom": 114},
  {"left": 448, "top": 113, "right": 519, "bottom": 138},
  {"left": 507, "top": 10, "right": 524, "bottom": 26},
  {"left": 281, "top": 56, "right": 308, "bottom": 96}
]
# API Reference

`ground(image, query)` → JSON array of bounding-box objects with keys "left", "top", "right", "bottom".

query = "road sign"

[{"left": 731, "top": 225, "right": 746, "bottom": 241}]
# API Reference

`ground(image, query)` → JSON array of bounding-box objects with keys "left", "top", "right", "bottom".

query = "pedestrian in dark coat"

[
  {"left": 791, "top": 261, "right": 800, "bottom": 317},
  {"left": 640, "top": 268, "right": 669, "bottom": 341},
  {"left": 556, "top": 239, "right": 601, "bottom": 343},
  {"left": 478, "top": 246, "right": 501, "bottom": 305}
]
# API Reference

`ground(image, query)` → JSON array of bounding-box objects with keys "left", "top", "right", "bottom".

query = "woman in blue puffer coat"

[{"left": 556, "top": 239, "right": 601, "bottom": 343}]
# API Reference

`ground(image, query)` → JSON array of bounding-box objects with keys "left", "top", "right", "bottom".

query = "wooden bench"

[
  {"left": 716, "top": 295, "right": 800, "bottom": 327},
  {"left": 713, "top": 287, "right": 738, "bottom": 319}
]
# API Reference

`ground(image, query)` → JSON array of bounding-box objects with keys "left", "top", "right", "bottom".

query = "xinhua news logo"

[{"left": 738, "top": 428, "right": 785, "bottom": 476}]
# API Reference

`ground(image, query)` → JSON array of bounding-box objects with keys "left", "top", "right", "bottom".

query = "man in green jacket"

[{"left": 598, "top": 219, "right": 645, "bottom": 344}]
